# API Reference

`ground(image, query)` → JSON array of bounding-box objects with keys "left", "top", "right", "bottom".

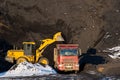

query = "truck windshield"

[{"left": 59, "top": 49, "right": 78, "bottom": 56}]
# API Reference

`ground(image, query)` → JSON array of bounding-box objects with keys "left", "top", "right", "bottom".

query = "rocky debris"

[{"left": 97, "top": 62, "right": 120, "bottom": 76}]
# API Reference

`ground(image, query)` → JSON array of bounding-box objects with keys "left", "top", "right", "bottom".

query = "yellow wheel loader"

[{"left": 5, "top": 32, "right": 64, "bottom": 65}]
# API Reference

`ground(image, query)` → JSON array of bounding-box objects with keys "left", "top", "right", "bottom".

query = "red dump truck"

[{"left": 54, "top": 44, "right": 81, "bottom": 72}]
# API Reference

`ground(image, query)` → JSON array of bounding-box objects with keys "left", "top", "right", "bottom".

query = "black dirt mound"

[{"left": 0, "top": 0, "right": 120, "bottom": 74}]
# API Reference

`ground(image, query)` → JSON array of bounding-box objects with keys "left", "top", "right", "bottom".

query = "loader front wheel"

[
  {"left": 16, "top": 57, "right": 27, "bottom": 64},
  {"left": 38, "top": 57, "right": 49, "bottom": 65}
]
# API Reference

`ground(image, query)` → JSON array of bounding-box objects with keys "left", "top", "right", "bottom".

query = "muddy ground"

[
  {"left": 0, "top": 74, "right": 109, "bottom": 80},
  {"left": 0, "top": 72, "right": 119, "bottom": 80},
  {"left": 0, "top": 0, "right": 120, "bottom": 79}
]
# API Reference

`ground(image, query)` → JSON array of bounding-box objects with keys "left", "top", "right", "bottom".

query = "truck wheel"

[
  {"left": 16, "top": 57, "right": 27, "bottom": 64},
  {"left": 38, "top": 57, "right": 49, "bottom": 65}
]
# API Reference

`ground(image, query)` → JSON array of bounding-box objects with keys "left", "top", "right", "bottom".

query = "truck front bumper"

[{"left": 58, "top": 64, "right": 79, "bottom": 71}]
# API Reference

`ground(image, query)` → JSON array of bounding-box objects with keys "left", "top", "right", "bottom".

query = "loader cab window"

[{"left": 23, "top": 44, "right": 35, "bottom": 55}]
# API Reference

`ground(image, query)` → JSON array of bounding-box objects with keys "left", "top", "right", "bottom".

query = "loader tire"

[
  {"left": 38, "top": 57, "right": 49, "bottom": 65},
  {"left": 16, "top": 57, "right": 28, "bottom": 64}
]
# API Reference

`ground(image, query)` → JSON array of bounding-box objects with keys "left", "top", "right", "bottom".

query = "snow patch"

[
  {"left": 108, "top": 46, "right": 120, "bottom": 51},
  {"left": 106, "top": 46, "right": 120, "bottom": 59},
  {"left": 0, "top": 62, "right": 56, "bottom": 77},
  {"left": 104, "top": 32, "right": 111, "bottom": 39}
]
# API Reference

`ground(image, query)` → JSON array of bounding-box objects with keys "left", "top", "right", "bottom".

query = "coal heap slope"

[{"left": 0, "top": 0, "right": 120, "bottom": 52}]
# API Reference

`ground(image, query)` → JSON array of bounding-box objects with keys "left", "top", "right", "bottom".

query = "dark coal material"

[
  {"left": 0, "top": 0, "right": 120, "bottom": 52},
  {"left": 0, "top": 0, "right": 120, "bottom": 77}
]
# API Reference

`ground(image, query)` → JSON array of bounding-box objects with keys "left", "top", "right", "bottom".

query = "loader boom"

[
  {"left": 35, "top": 32, "right": 64, "bottom": 62},
  {"left": 37, "top": 32, "right": 64, "bottom": 52}
]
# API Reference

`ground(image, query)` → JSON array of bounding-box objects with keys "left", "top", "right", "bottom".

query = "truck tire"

[
  {"left": 16, "top": 57, "right": 28, "bottom": 64},
  {"left": 38, "top": 57, "right": 49, "bottom": 65}
]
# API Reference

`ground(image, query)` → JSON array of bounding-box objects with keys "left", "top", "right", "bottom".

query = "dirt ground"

[
  {"left": 0, "top": 0, "right": 120, "bottom": 78},
  {"left": 0, "top": 72, "right": 119, "bottom": 80}
]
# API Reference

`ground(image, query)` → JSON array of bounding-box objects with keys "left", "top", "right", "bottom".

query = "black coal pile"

[
  {"left": 0, "top": 0, "right": 120, "bottom": 75},
  {"left": 0, "top": 0, "right": 120, "bottom": 51}
]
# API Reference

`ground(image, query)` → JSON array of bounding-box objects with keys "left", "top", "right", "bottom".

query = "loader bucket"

[{"left": 53, "top": 32, "right": 64, "bottom": 41}]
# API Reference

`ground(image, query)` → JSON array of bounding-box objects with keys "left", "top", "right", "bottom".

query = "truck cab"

[{"left": 54, "top": 44, "right": 81, "bottom": 72}]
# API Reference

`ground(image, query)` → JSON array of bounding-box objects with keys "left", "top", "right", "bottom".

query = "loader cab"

[{"left": 23, "top": 42, "right": 36, "bottom": 55}]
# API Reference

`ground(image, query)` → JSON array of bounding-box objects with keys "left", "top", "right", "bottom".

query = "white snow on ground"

[
  {"left": 106, "top": 46, "right": 120, "bottom": 59},
  {"left": 108, "top": 46, "right": 120, "bottom": 51},
  {"left": 0, "top": 62, "right": 56, "bottom": 77}
]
